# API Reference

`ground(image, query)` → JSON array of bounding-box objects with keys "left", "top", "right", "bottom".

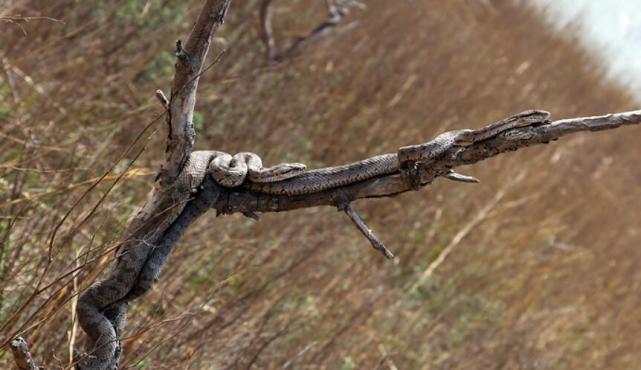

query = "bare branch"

[
  {"left": 69, "top": 2, "right": 641, "bottom": 368},
  {"left": 159, "top": 0, "right": 232, "bottom": 186},
  {"left": 10, "top": 337, "right": 39, "bottom": 370},
  {"left": 259, "top": 0, "right": 277, "bottom": 60},
  {"left": 0, "top": 15, "right": 64, "bottom": 36},
  {"left": 154, "top": 89, "right": 169, "bottom": 109},
  {"left": 340, "top": 202, "right": 395, "bottom": 259},
  {"left": 74, "top": 3, "right": 233, "bottom": 369},
  {"left": 214, "top": 109, "right": 641, "bottom": 214},
  {"left": 260, "top": 0, "right": 365, "bottom": 62}
]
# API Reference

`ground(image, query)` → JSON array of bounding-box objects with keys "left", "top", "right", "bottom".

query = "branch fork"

[{"left": 334, "top": 193, "right": 395, "bottom": 259}]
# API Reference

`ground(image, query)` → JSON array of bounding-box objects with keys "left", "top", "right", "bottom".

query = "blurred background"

[{"left": 1, "top": 1, "right": 640, "bottom": 369}]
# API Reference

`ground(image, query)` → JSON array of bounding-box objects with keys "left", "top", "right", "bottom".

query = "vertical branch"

[
  {"left": 159, "top": 0, "right": 233, "bottom": 186},
  {"left": 259, "top": 0, "right": 277, "bottom": 60},
  {"left": 10, "top": 337, "right": 39, "bottom": 370}
]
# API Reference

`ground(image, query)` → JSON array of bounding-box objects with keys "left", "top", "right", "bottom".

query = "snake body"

[
  {"left": 209, "top": 151, "right": 306, "bottom": 187},
  {"left": 76, "top": 150, "right": 304, "bottom": 370},
  {"left": 249, "top": 110, "right": 550, "bottom": 195},
  {"left": 246, "top": 154, "right": 399, "bottom": 195},
  {"left": 397, "top": 109, "right": 550, "bottom": 164},
  {"left": 77, "top": 111, "right": 550, "bottom": 369}
]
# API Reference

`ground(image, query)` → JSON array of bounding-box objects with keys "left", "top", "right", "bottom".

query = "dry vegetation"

[{"left": 1, "top": 0, "right": 641, "bottom": 369}]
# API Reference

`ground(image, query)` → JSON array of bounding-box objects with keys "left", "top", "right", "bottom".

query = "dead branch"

[
  {"left": 125, "top": 0, "right": 232, "bottom": 240},
  {"left": 159, "top": 0, "right": 232, "bottom": 186},
  {"left": 214, "top": 110, "right": 641, "bottom": 214},
  {"left": 259, "top": 0, "right": 277, "bottom": 60},
  {"left": 259, "top": 0, "right": 365, "bottom": 62},
  {"left": 63, "top": 0, "right": 641, "bottom": 368},
  {"left": 197, "top": 109, "right": 640, "bottom": 257},
  {"left": 10, "top": 337, "right": 40, "bottom": 370},
  {"left": 71, "top": 2, "right": 233, "bottom": 369}
]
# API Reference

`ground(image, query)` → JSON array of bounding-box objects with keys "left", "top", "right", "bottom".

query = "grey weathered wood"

[
  {"left": 159, "top": 0, "right": 231, "bottom": 185},
  {"left": 212, "top": 110, "right": 641, "bottom": 214},
  {"left": 341, "top": 202, "right": 395, "bottom": 259},
  {"left": 259, "top": 0, "right": 365, "bottom": 62},
  {"left": 74, "top": 2, "right": 233, "bottom": 369},
  {"left": 10, "top": 337, "right": 40, "bottom": 370}
]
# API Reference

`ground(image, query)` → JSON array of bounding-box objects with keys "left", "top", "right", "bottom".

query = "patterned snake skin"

[
  {"left": 249, "top": 110, "right": 551, "bottom": 195},
  {"left": 76, "top": 151, "right": 305, "bottom": 370},
  {"left": 76, "top": 111, "right": 549, "bottom": 369}
]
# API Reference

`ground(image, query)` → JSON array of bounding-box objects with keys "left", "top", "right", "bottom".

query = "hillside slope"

[{"left": 1, "top": 1, "right": 639, "bottom": 369}]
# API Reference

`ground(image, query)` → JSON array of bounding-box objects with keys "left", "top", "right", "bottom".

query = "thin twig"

[
  {"left": 340, "top": 202, "right": 395, "bottom": 259},
  {"left": 0, "top": 15, "right": 64, "bottom": 36}
]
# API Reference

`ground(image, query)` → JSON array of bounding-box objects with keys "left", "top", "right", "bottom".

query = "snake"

[
  {"left": 248, "top": 110, "right": 551, "bottom": 195},
  {"left": 76, "top": 151, "right": 305, "bottom": 370},
  {"left": 208, "top": 151, "right": 306, "bottom": 186},
  {"left": 397, "top": 109, "right": 550, "bottom": 163},
  {"left": 76, "top": 111, "right": 549, "bottom": 369}
]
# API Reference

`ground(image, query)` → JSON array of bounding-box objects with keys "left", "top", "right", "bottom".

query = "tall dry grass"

[{"left": 1, "top": 1, "right": 640, "bottom": 369}]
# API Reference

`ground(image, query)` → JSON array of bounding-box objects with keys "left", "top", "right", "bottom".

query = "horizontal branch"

[{"left": 213, "top": 109, "right": 641, "bottom": 214}]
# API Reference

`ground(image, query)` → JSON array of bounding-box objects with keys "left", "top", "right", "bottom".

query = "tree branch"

[
  {"left": 159, "top": 0, "right": 232, "bottom": 186},
  {"left": 74, "top": 2, "right": 233, "bottom": 369},
  {"left": 259, "top": 0, "right": 277, "bottom": 60},
  {"left": 125, "top": 0, "right": 233, "bottom": 252},
  {"left": 259, "top": 0, "right": 365, "bottom": 62},
  {"left": 10, "top": 337, "right": 40, "bottom": 370},
  {"left": 68, "top": 1, "right": 641, "bottom": 367},
  {"left": 213, "top": 109, "right": 641, "bottom": 215}
]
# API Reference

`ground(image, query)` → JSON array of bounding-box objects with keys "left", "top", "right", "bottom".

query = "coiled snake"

[{"left": 76, "top": 151, "right": 305, "bottom": 370}]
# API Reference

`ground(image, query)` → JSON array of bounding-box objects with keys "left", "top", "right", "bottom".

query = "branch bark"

[
  {"left": 156, "top": 0, "right": 231, "bottom": 186},
  {"left": 129, "top": 0, "right": 232, "bottom": 235},
  {"left": 259, "top": 0, "right": 365, "bottom": 62},
  {"left": 74, "top": 2, "right": 232, "bottom": 369},
  {"left": 10, "top": 337, "right": 39, "bottom": 370},
  {"left": 213, "top": 110, "right": 641, "bottom": 214}
]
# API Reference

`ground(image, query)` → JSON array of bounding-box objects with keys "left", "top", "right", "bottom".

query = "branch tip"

[
  {"left": 154, "top": 89, "right": 169, "bottom": 109},
  {"left": 242, "top": 210, "right": 260, "bottom": 221},
  {"left": 442, "top": 170, "right": 480, "bottom": 183},
  {"left": 10, "top": 336, "right": 39, "bottom": 370}
]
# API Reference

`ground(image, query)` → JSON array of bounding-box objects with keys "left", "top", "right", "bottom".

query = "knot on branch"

[
  {"left": 214, "top": 1, "right": 231, "bottom": 23},
  {"left": 175, "top": 39, "right": 190, "bottom": 62}
]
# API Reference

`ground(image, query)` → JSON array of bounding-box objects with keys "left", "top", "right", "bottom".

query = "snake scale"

[
  {"left": 76, "top": 151, "right": 304, "bottom": 370},
  {"left": 76, "top": 110, "right": 549, "bottom": 370},
  {"left": 249, "top": 110, "right": 550, "bottom": 195}
]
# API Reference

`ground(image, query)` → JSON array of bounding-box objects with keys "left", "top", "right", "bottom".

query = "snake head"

[
  {"left": 453, "top": 129, "right": 477, "bottom": 146},
  {"left": 518, "top": 109, "right": 551, "bottom": 124},
  {"left": 272, "top": 163, "right": 307, "bottom": 180}
]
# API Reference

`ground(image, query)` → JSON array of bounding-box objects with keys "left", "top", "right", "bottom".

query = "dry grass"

[{"left": 1, "top": 1, "right": 640, "bottom": 369}]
